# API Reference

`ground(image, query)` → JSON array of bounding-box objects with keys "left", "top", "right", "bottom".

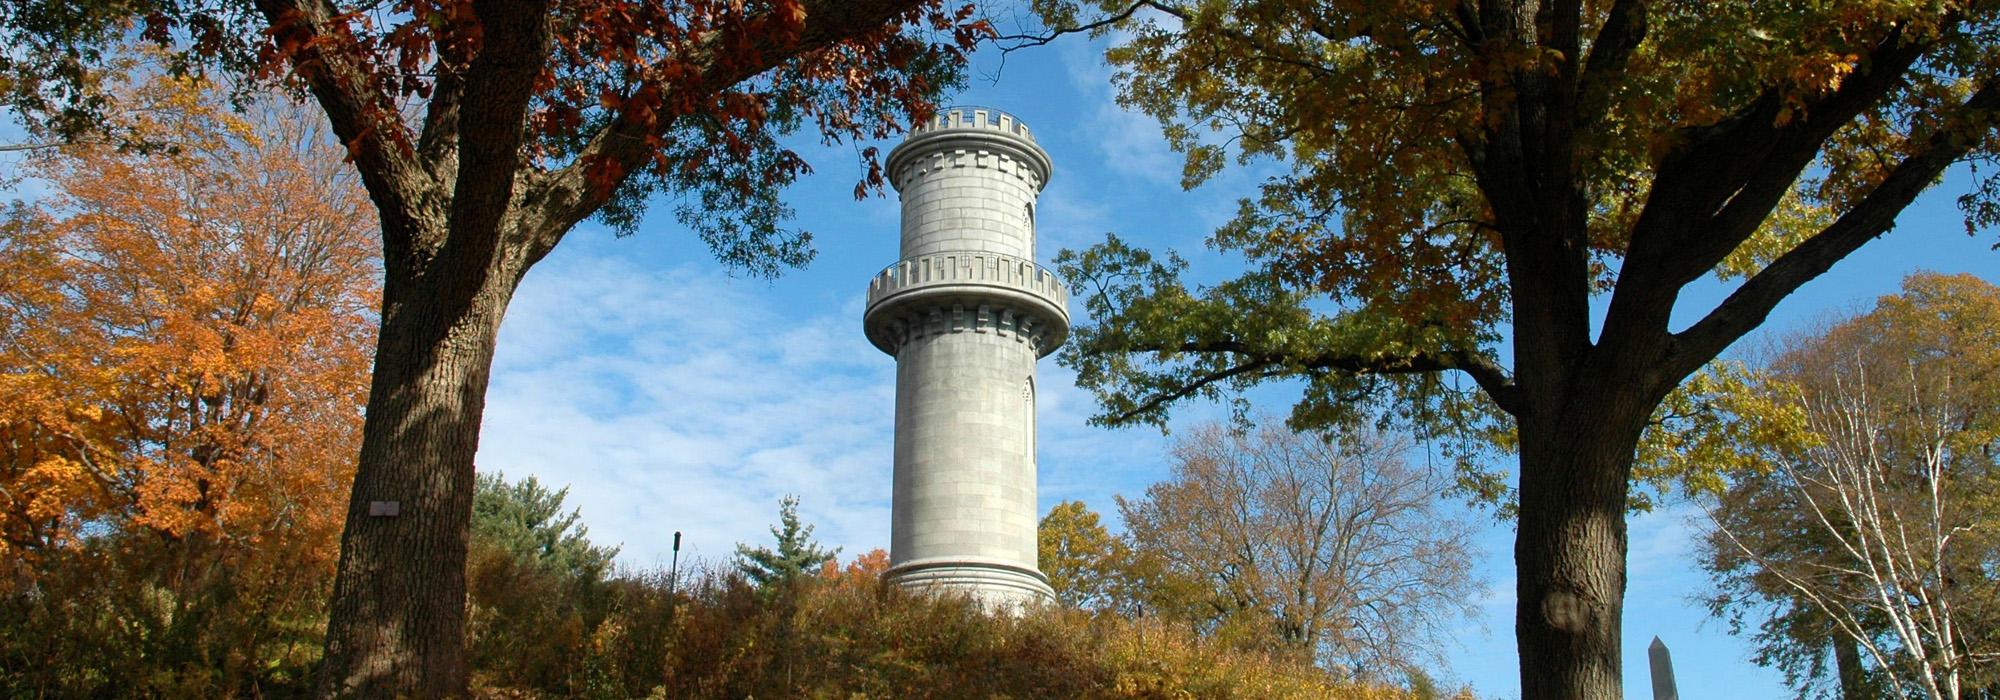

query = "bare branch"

[
  {"left": 0, "top": 141, "right": 84, "bottom": 154},
  {"left": 993, "top": 1, "right": 1181, "bottom": 52}
]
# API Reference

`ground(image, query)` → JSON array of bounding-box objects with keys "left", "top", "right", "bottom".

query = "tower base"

[{"left": 886, "top": 557, "right": 1056, "bottom": 611}]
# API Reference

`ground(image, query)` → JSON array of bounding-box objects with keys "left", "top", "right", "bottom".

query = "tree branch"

[
  {"left": 1106, "top": 356, "right": 1283, "bottom": 425},
  {"left": 1663, "top": 26, "right": 1930, "bottom": 289},
  {"left": 1106, "top": 339, "right": 1520, "bottom": 425},
  {"left": 1575, "top": 0, "right": 1647, "bottom": 130},
  {"left": 444, "top": 0, "right": 550, "bottom": 282},
  {"left": 254, "top": 0, "right": 433, "bottom": 259},
  {"left": 1600, "top": 24, "right": 1933, "bottom": 358},
  {"left": 1668, "top": 77, "right": 2000, "bottom": 379},
  {"left": 516, "top": 0, "right": 928, "bottom": 264},
  {"left": 0, "top": 141, "right": 84, "bottom": 153},
  {"left": 994, "top": 0, "right": 1181, "bottom": 52},
  {"left": 416, "top": 60, "right": 466, "bottom": 190}
]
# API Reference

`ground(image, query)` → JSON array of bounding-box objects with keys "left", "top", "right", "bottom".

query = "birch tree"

[{"left": 1697, "top": 273, "right": 2000, "bottom": 700}]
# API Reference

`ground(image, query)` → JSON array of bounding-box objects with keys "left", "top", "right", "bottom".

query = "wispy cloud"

[{"left": 1052, "top": 34, "right": 1182, "bottom": 187}]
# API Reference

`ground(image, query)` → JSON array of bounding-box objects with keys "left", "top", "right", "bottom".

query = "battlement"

[
  {"left": 891, "top": 146, "right": 1046, "bottom": 192},
  {"left": 911, "top": 106, "right": 1036, "bottom": 142},
  {"left": 865, "top": 252, "right": 1068, "bottom": 316}
]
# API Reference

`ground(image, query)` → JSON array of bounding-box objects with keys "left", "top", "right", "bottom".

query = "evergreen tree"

[
  {"left": 466, "top": 472, "right": 621, "bottom": 695},
  {"left": 472, "top": 472, "right": 619, "bottom": 583},
  {"left": 734, "top": 495, "right": 839, "bottom": 589}
]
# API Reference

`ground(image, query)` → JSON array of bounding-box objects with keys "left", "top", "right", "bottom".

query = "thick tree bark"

[
  {"left": 314, "top": 251, "right": 520, "bottom": 698},
  {"left": 1513, "top": 362, "right": 1660, "bottom": 700}
]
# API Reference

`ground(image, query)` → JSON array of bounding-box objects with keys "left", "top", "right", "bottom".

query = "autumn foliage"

[
  {"left": 1656, "top": 273, "right": 2000, "bottom": 699},
  {"left": 642, "top": 559, "right": 1432, "bottom": 700},
  {"left": 1029, "top": 1, "right": 1998, "bottom": 695},
  {"left": 0, "top": 73, "right": 377, "bottom": 694},
  {"left": 0, "top": 72, "right": 374, "bottom": 563}
]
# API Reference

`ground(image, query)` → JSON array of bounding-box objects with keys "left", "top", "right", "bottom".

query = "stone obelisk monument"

[{"left": 862, "top": 107, "right": 1067, "bottom": 606}]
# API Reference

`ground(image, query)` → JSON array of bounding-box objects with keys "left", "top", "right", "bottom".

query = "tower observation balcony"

[{"left": 862, "top": 251, "right": 1070, "bottom": 358}]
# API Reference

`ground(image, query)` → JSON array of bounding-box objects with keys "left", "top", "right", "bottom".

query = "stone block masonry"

[{"left": 861, "top": 107, "right": 1066, "bottom": 608}]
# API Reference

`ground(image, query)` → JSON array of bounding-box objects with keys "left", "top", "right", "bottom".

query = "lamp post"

[{"left": 667, "top": 530, "right": 683, "bottom": 617}]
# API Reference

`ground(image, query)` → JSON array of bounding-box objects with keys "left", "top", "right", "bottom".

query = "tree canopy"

[
  {"left": 1038, "top": 0, "right": 2000, "bottom": 482},
  {"left": 0, "top": 73, "right": 377, "bottom": 695},
  {"left": 0, "top": 72, "right": 375, "bottom": 564},
  {"left": 3, "top": 0, "right": 985, "bottom": 256}
]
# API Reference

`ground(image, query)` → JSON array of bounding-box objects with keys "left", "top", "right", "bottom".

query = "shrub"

[{"left": 473, "top": 551, "right": 1432, "bottom": 700}]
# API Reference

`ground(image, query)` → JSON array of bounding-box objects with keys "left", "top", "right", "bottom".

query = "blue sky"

[
  {"left": 470, "top": 27, "right": 1997, "bottom": 700},
  {"left": 4, "top": 14, "right": 1993, "bottom": 700}
]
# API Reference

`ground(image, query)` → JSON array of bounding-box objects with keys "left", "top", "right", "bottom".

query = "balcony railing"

[{"left": 864, "top": 251, "right": 1067, "bottom": 316}]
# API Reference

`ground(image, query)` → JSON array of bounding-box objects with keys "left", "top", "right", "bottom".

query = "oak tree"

[
  {"left": 4, "top": 1, "right": 985, "bottom": 695},
  {"left": 1020, "top": 1, "right": 2000, "bottom": 697}
]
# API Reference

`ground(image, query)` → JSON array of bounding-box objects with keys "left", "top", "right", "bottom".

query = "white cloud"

[
  {"left": 478, "top": 244, "right": 1190, "bottom": 571},
  {"left": 479, "top": 252, "right": 898, "bottom": 570}
]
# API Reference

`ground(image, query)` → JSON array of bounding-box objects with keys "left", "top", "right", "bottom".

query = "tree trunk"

[
  {"left": 1515, "top": 380, "right": 1651, "bottom": 700},
  {"left": 1834, "top": 633, "right": 1869, "bottom": 700},
  {"left": 315, "top": 255, "right": 519, "bottom": 698}
]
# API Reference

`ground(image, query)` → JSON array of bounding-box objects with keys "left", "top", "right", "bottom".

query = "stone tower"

[{"left": 862, "top": 107, "right": 1067, "bottom": 607}]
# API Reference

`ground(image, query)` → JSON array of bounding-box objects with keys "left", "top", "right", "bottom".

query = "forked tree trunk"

[
  {"left": 314, "top": 253, "right": 520, "bottom": 698},
  {"left": 1514, "top": 380, "right": 1654, "bottom": 700}
]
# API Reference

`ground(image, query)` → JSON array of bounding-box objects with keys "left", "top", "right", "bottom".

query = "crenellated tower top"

[{"left": 886, "top": 106, "right": 1052, "bottom": 194}]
